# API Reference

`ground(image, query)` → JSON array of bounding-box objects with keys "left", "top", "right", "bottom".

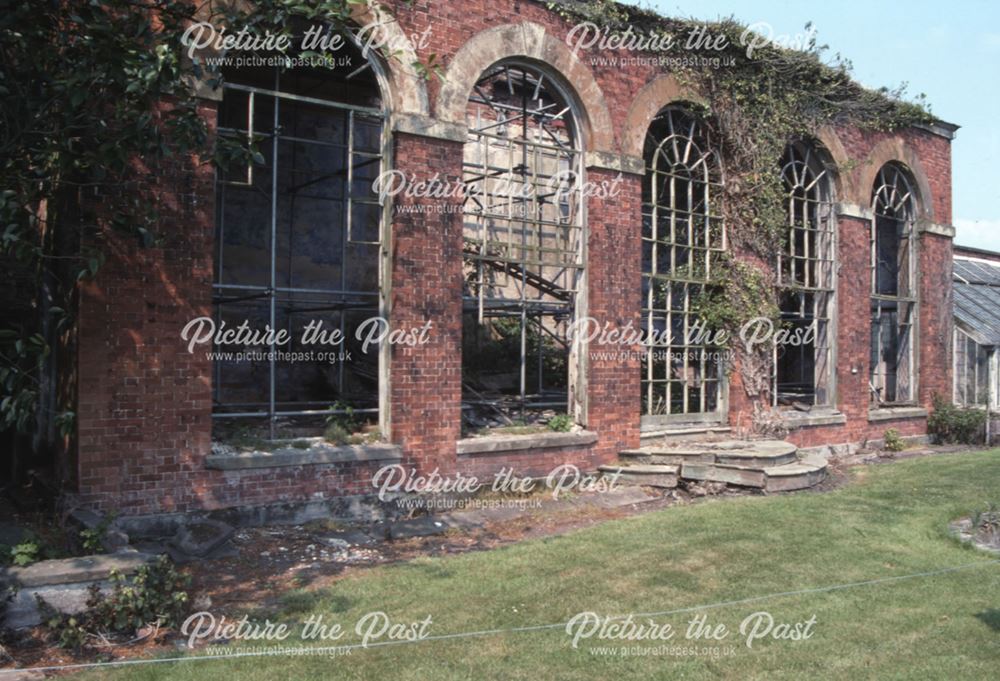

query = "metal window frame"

[
  {"left": 641, "top": 107, "right": 727, "bottom": 426},
  {"left": 954, "top": 327, "right": 993, "bottom": 407},
  {"left": 212, "top": 69, "right": 390, "bottom": 439},
  {"left": 774, "top": 142, "right": 837, "bottom": 408},
  {"left": 870, "top": 164, "right": 918, "bottom": 406}
]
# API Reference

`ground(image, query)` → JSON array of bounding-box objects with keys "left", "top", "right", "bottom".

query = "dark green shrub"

[
  {"left": 38, "top": 556, "right": 190, "bottom": 649},
  {"left": 92, "top": 556, "right": 191, "bottom": 632},
  {"left": 36, "top": 599, "right": 89, "bottom": 652},
  {"left": 883, "top": 428, "right": 905, "bottom": 452},
  {"left": 928, "top": 394, "right": 987, "bottom": 445}
]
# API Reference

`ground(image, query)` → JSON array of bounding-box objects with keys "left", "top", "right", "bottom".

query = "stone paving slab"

[
  {"left": 388, "top": 516, "right": 449, "bottom": 540},
  {"left": 321, "top": 530, "right": 377, "bottom": 546},
  {"left": 587, "top": 486, "right": 658, "bottom": 509},
  {"left": 1, "top": 552, "right": 156, "bottom": 588},
  {"left": 168, "top": 519, "right": 235, "bottom": 558},
  {"left": 4, "top": 580, "right": 114, "bottom": 630}
]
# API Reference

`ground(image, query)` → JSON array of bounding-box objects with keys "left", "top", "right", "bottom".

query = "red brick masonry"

[{"left": 74, "top": 1, "right": 954, "bottom": 515}]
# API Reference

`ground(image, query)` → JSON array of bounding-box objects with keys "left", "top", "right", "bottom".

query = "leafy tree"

[{"left": 0, "top": 0, "right": 421, "bottom": 487}]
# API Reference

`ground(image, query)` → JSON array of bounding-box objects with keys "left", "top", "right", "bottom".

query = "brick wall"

[
  {"left": 389, "top": 133, "right": 465, "bottom": 476},
  {"left": 73, "top": 0, "right": 955, "bottom": 515}
]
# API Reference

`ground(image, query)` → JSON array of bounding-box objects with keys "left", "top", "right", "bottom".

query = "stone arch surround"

[{"left": 435, "top": 22, "right": 616, "bottom": 156}]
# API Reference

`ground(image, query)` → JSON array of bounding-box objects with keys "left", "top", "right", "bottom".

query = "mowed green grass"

[{"left": 79, "top": 451, "right": 1000, "bottom": 680}]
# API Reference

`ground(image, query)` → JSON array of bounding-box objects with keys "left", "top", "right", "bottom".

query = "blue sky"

[{"left": 628, "top": 0, "right": 999, "bottom": 250}]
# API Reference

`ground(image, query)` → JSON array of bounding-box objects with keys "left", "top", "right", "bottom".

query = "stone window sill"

[
  {"left": 780, "top": 408, "right": 847, "bottom": 428},
  {"left": 205, "top": 443, "right": 403, "bottom": 470},
  {"left": 456, "top": 430, "right": 598, "bottom": 456},
  {"left": 868, "top": 406, "right": 928, "bottom": 422}
]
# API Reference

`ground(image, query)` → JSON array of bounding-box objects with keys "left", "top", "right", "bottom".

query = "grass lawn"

[{"left": 81, "top": 450, "right": 1000, "bottom": 680}]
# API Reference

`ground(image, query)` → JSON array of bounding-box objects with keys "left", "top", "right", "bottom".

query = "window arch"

[
  {"left": 774, "top": 141, "right": 836, "bottom": 408},
  {"left": 640, "top": 107, "right": 725, "bottom": 423},
  {"left": 211, "top": 25, "right": 388, "bottom": 440},
  {"left": 461, "top": 62, "right": 585, "bottom": 429},
  {"left": 870, "top": 163, "right": 917, "bottom": 405}
]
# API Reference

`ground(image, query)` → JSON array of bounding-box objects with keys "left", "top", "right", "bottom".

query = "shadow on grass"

[
  {"left": 282, "top": 590, "right": 353, "bottom": 616},
  {"left": 975, "top": 609, "right": 1000, "bottom": 631}
]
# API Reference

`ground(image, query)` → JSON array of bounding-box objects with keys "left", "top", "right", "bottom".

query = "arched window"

[
  {"left": 870, "top": 163, "right": 917, "bottom": 405},
  {"left": 641, "top": 107, "right": 725, "bottom": 423},
  {"left": 461, "top": 63, "right": 584, "bottom": 429},
  {"left": 212, "top": 26, "right": 387, "bottom": 440},
  {"left": 775, "top": 141, "right": 836, "bottom": 408}
]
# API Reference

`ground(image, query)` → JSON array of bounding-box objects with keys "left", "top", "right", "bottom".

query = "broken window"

[
  {"left": 461, "top": 63, "right": 584, "bottom": 433},
  {"left": 870, "top": 164, "right": 916, "bottom": 405},
  {"left": 212, "top": 31, "right": 386, "bottom": 440},
  {"left": 954, "top": 328, "right": 992, "bottom": 407},
  {"left": 640, "top": 107, "right": 726, "bottom": 424},
  {"left": 775, "top": 142, "right": 835, "bottom": 408}
]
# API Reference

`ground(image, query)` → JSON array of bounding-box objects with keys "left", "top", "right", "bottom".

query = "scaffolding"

[
  {"left": 461, "top": 63, "right": 584, "bottom": 427},
  {"left": 211, "top": 42, "right": 387, "bottom": 440}
]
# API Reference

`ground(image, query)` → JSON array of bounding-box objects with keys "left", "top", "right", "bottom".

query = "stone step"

[
  {"left": 640, "top": 426, "right": 732, "bottom": 446},
  {"left": 680, "top": 462, "right": 767, "bottom": 488},
  {"left": 713, "top": 441, "right": 798, "bottom": 467},
  {"left": 620, "top": 440, "right": 798, "bottom": 468},
  {"left": 598, "top": 464, "right": 679, "bottom": 488},
  {"left": 618, "top": 448, "right": 715, "bottom": 466},
  {"left": 763, "top": 458, "right": 828, "bottom": 492},
  {"left": 680, "top": 456, "right": 827, "bottom": 491}
]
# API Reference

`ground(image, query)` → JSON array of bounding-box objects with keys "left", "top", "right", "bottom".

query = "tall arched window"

[
  {"left": 461, "top": 63, "right": 584, "bottom": 429},
  {"left": 212, "top": 26, "right": 387, "bottom": 440},
  {"left": 870, "top": 163, "right": 917, "bottom": 405},
  {"left": 775, "top": 141, "right": 836, "bottom": 408},
  {"left": 641, "top": 107, "right": 725, "bottom": 424}
]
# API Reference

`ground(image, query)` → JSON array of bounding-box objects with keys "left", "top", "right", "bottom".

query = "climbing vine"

[{"left": 546, "top": 0, "right": 934, "bottom": 424}]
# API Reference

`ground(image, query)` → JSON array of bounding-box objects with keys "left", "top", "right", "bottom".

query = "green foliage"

[
  {"left": 79, "top": 514, "right": 116, "bottom": 554},
  {"left": 326, "top": 400, "right": 358, "bottom": 429},
  {"left": 93, "top": 556, "right": 191, "bottom": 632},
  {"left": 1, "top": 528, "right": 65, "bottom": 566},
  {"left": 9, "top": 540, "right": 41, "bottom": 567},
  {"left": 883, "top": 428, "right": 905, "bottom": 452},
  {"left": 38, "top": 555, "right": 190, "bottom": 650},
  {"left": 325, "top": 400, "right": 360, "bottom": 444},
  {"left": 37, "top": 601, "right": 90, "bottom": 652},
  {"left": 78, "top": 528, "right": 103, "bottom": 554},
  {"left": 0, "top": 0, "right": 213, "bottom": 436},
  {"left": 547, "top": 414, "right": 574, "bottom": 432},
  {"left": 324, "top": 422, "right": 351, "bottom": 446},
  {"left": 547, "top": 0, "right": 934, "bottom": 412},
  {"left": 0, "top": 0, "right": 437, "bottom": 439},
  {"left": 928, "top": 395, "right": 987, "bottom": 445},
  {"left": 544, "top": 2, "right": 932, "bottom": 263},
  {"left": 693, "top": 257, "right": 779, "bottom": 343}
]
